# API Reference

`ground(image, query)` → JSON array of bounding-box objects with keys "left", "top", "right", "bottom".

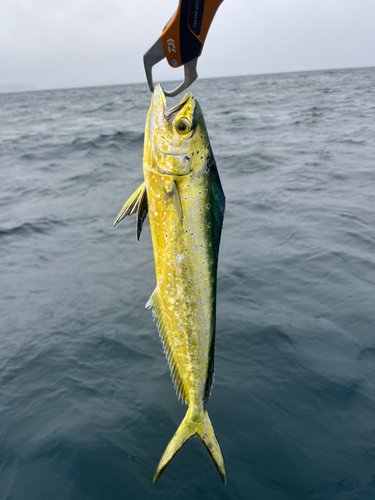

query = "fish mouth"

[
  {"left": 153, "top": 84, "right": 194, "bottom": 124},
  {"left": 152, "top": 84, "right": 195, "bottom": 174},
  {"left": 163, "top": 97, "right": 190, "bottom": 123}
]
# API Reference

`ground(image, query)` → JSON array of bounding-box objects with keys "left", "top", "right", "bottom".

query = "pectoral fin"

[
  {"left": 114, "top": 183, "right": 148, "bottom": 240},
  {"left": 166, "top": 180, "right": 183, "bottom": 227},
  {"left": 136, "top": 184, "right": 148, "bottom": 241}
]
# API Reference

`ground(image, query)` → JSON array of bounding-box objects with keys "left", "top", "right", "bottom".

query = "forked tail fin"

[{"left": 153, "top": 405, "right": 226, "bottom": 484}]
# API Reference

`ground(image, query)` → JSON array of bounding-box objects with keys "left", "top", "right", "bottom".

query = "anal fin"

[{"left": 146, "top": 289, "right": 187, "bottom": 404}]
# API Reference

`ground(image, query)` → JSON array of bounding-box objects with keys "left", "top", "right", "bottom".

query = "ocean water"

[{"left": 1, "top": 67, "right": 375, "bottom": 500}]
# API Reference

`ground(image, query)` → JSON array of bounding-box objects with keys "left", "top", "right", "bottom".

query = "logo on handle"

[{"left": 167, "top": 38, "right": 176, "bottom": 53}]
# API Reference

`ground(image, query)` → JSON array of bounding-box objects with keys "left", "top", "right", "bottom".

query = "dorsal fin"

[
  {"left": 203, "top": 159, "right": 225, "bottom": 401},
  {"left": 209, "top": 160, "right": 225, "bottom": 260},
  {"left": 146, "top": 289, "right": 188, "bottom": 404},
  {"left": 204, "top": 324, "right": 216, "bottom": 403}
]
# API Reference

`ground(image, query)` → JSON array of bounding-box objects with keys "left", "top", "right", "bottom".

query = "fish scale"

[{"left": 148, "top": 168, "right": 216, "bottom": 403}]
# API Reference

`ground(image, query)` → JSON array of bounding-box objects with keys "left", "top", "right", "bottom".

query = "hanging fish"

[{"left": 114, "top": 84, "right": 226, "bottom": 484}]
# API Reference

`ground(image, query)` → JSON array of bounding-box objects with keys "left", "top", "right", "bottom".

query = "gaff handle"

[{"left": 161, "top": 0, "right": 224, "bottom": 68}]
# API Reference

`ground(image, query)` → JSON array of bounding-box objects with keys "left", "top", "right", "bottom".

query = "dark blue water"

[{"left": 1, "top": 68, "right": 375, "bottom": 500}]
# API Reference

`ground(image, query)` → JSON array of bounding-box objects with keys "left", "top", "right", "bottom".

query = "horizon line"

[{"left": 1, "top": 64, "right": 374, "bottom": 95}]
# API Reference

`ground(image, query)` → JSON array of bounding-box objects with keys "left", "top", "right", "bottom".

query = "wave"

[
  {"left": 9, "top": 130, "right": 144, "bottom": 163},
  {"left": 71, "top": 130, "right": 144, "bottom": 153},
  {"left": 0, "top": 217, "right": 67, "bottom": 238},
  {"left": 83, "top": 102, "right": 117, "bottom": 114},
  {"left": 358, "top": 347, "right": 375, "bottom": 360}
]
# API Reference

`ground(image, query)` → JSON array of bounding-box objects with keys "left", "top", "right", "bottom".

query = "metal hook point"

[{"left": 143, "top": 37, "right": 198, "bottom": 97}]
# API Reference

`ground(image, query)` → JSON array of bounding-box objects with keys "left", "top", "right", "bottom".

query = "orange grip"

[{"left": 161, "top": 0, "right": 224, "bottom": 68}]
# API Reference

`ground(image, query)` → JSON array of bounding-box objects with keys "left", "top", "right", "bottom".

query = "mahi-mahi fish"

[{"left": 114, "top": 84, "right": 226, "bottom": 483}]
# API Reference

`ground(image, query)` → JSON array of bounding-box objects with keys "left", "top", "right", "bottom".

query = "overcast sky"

[{"left": 1, "top": 0, "right": 374, "bottom": 90}]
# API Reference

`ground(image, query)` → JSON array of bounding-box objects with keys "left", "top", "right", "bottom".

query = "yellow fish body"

[{"left": 114, "top": 85, "right": 226, "bottom": 483}]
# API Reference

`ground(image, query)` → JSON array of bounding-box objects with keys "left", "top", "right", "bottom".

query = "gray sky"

[{"left": 1, "top": 0, "right": 374, "bottom": 90}]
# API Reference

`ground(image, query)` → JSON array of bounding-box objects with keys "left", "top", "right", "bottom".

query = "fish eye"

[{"left": 175, "top": 117, "right": 192, "bottom": 136}]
